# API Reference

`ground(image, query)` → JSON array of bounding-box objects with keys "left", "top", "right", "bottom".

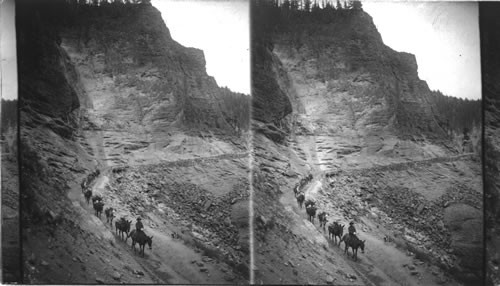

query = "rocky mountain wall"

[
  {"left": 252, "top": 6, "right": 481, "bottom": 161},
  {"left": 59, "top": 4, "right": 249, "bottom": 135}
]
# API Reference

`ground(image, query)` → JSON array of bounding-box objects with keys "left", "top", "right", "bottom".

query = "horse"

[
  {"left": 340, "top": 233, "right": 365, "bottom": 261},
  {"left": 128, "top": 230, "right": 153, "bottom": 257},
  {"left": 93, "top": 201, "right": 104, "bottom": 218},
  {"left": 306, "top": 205, "right": 317, "bottom": 224},
  {"left": 296, "top": 192, "right": 305, "bottom": 209},
  {"left": 304, "top": 199, "right": 315, "bottom": 209},
  {"left": 92, "top": 195, "right": 102, "bottom": 204},
  {"left": 328, "top": 222, "right": 344, "bottom": 245},
  {"left": 115, "top": 219, "right": 132, "bottom": 240},
  {"left": 84, "top": 189, "right": 92, "bottom": 205},
  {"left": 318, "top": 212, "right": 328, "bottom": 231},
  {"left": 105, "top": 207, "right": 115, "bottom": 225}
]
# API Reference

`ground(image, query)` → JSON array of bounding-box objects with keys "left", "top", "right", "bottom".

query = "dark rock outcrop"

[{"left": 481, "top": 2, "right": 500, "bottom": 286}]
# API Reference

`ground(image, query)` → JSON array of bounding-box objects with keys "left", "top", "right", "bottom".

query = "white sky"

[
  {"left": 0, "top": 0, "right": 17, "bottom": 100},
  {"left": 152, "top": 0, "right": 250, "bottom": 95},
  {"left": 363, "top": 1, "right": 481, "bottom": 100}
]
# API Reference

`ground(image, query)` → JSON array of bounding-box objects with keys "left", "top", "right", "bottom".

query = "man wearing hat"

[
  {"left": 348, "top": 221, "right": 357, "bottom": 240},
  {"left": 136, "top": 217, "right": 144, "bottom": 234}
]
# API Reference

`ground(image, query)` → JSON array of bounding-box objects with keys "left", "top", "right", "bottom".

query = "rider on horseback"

[
  {"left": 348, "top": 221, "right": 358, "bottom": 240},
  {"left": 136, "top": 217, "right": 144, "bottom": 234}
]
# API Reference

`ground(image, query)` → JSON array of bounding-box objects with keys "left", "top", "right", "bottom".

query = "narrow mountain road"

[{"left": 323, "top": 153, "right": 477, "bottom": 177}]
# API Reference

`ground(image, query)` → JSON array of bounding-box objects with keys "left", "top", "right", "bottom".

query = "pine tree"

[
  {"left": 350, "top": 0, "right": 362, "bottom": 10},
  {"left": 304, "top": 0, "right": 311, "bottom": 12},
  {"left": 336, "top": 0, "right": 342, "bottom": 10}
]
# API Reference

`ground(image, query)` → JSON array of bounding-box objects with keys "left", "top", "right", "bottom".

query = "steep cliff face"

[
  {"left": 18, "top": 2, "right": 249, "bottom": 283},
  {"left": 1, "top": 100, "right": 20, "bottom": 282},
  {"left": 253, "top": 8, "right": 480, "bottom": 170},
  {"left": 57, "top": 4, "right": 249, "bottom": 166}
]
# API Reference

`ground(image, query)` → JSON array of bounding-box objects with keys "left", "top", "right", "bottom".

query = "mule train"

[
  {"left": 81, "top": 170, "right": 154, "bottom": 257},
  {"left": 292, "top": 174, "right": 366, "bottom": 261}
]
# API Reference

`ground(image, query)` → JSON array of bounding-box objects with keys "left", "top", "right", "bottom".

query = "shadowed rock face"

[
  {"left": 443, "top": 203, "right": 483, "bottom": 278},
  {"left": 481, "top": 3, "right": 500, "bottom": 286}
]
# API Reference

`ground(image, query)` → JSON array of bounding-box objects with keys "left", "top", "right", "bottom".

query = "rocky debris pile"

[
  {"left": 109, "top": 163, "right": 249, "bottom": 267},
  {"left": 326, "top": 170, "right": 481, "bottom": 273},
  {"left": 372, "top": 182, "right": 481, "bottom": 253},
  {"left": 374, "top": 185, "right": 450, "bottom": 247}
]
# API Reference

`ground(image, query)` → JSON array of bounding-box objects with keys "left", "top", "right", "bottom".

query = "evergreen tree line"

[
  {"left": 257, "top": 0, "right": 362, "bottom": 13},
  {"left": 252, "top": 0, "right": 364, "bottom": 45},
  {"left": 430, "top": 90, "right": 481, "bottom": 136},
  {"left": 218, "top": 87, "right": 251, "bottom": 133}
]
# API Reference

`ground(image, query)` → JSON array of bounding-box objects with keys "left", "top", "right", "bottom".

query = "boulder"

[
  {"left": 325, "top": 275, "right": 334, "bottom": 284},
  {"left": 112, "top": 272, "right": 122, "bottom": 280}
]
